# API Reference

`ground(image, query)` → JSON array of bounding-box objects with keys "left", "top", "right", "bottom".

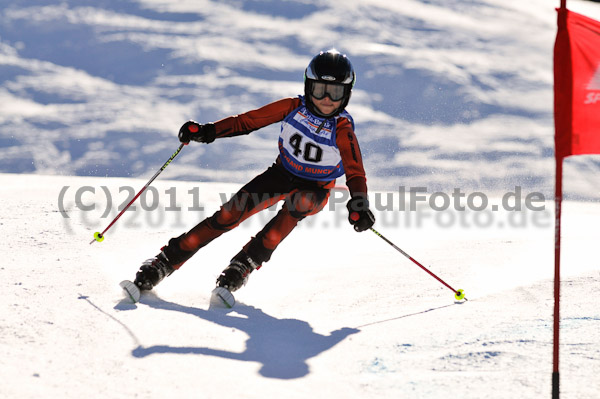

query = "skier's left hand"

[{"left": 347, "top": 196, "right": 375, "bottom": 232}]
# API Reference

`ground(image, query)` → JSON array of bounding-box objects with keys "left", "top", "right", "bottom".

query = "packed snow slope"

[
  {"left": 1, "top": 0, "right": 600, "bottom": 198},
  {"left": 1, "top": 173, "right": 599, "bottom": 399}
]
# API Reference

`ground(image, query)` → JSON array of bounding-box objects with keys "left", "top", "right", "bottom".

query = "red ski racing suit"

[{"left": 167, "top": 96, "right": 368, "bottom": 269}]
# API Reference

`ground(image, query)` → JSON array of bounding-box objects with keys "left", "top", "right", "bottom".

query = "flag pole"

[
  {"left": 554, "top": 2, "right": 566, "bottom": 397},
  {"left": 553, "top": 156, "right": 563, "bottom": 399}
]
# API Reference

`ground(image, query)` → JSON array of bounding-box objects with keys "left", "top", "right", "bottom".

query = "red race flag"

[
  {"left": 553, "top": 5, "right": 600, "bottom": 399},
  {"left": 554, "top": 8, "right": 600, "bottom": 159}
]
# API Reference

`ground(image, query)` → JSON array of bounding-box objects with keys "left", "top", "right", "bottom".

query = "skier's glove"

[
  {"left": 346, "top": 195, "right": 375, "bottom": 232},
  {"left": 178, "top": 121, "right": 216, "bottom": 144}
]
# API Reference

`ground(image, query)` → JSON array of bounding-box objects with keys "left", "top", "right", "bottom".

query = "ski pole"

[
  {"left": 369, "top": 227, "right": 467, "bottom": 301},
  {"left": 89, "top": 143, "right": 186, "bottom": 244}
]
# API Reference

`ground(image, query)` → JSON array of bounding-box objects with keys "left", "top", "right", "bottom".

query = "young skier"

[{"left": 131, "top": 49, "right": 375, "bottom": 304}]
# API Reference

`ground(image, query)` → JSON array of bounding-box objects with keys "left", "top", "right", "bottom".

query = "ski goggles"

[{"left": 309, "top": 81, "right": 347, "bottom": 101}]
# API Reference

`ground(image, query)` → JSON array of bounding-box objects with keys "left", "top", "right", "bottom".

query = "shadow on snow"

[{"left": 126, "top": 296, "right": 360, "bottom": 380}]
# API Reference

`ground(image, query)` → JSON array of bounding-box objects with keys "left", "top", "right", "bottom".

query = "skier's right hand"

[{"left": 178, "top": 121, "right": 216, "bottom": 144}]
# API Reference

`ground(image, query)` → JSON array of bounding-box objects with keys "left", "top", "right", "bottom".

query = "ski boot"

[
  {"left": 134, "top": 249, "right": 175, "bottom": 291},
  {"left": 132, "top": 234, "right": 197, "bottom": 292},
  {"left": 217, "top": 251, "right": 260, "bottom": 292},
  {"left": 211, "top": 251, "right": 260, "bottom": 308}
]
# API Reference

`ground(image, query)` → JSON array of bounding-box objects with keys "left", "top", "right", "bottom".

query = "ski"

[
  {"left": 120, "top": 280, "right": 141, "bottom": 303},
  {"left": 119, "top": 279, "right": 234, "bottom": 308},
  {"left": 211, "top": 286, "right": 235, "bottom": 308}
]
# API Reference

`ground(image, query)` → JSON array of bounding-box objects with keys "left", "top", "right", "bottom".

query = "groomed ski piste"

[{"left": 2, "top": 173, "right": 599, "bottom": 399}]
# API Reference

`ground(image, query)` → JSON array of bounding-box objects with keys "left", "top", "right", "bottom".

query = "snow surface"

[
  {"left": 1, "top": 172, "right": 599, "bottom": 399},
  {"left": 2, "top": 0, "right": 600, "bottom": 398},
  {"left": 1, "top": 0, "right": 600, "bottom": 198}
]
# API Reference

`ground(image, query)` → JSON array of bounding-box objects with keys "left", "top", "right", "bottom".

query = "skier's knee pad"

[
  {"left": 213, "top": 190, "right": 256, "bottom": 229},
  {"left": 288, "top": 190, "right": 329, "bottom": 218}
]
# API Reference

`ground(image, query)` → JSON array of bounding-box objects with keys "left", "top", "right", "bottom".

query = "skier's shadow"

[{"left": 130, "top": 297, "right": 360, "bottom": 379}]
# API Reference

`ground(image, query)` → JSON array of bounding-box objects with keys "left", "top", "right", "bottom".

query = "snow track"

[{"left": 1, "top": 173, "right": 599, "bottom": 398}]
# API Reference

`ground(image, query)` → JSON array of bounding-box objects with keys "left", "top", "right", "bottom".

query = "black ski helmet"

[{"left": 304, "top": 49, "right": 355, "bottom": 117}]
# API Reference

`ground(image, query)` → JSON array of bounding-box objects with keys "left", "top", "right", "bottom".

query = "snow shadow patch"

[{"left": 131, "top": 298, "right": 359, "bottom": 379}]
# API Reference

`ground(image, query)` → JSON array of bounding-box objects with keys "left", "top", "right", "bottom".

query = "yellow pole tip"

[
  {"left": 455, "top": 289, "right": 465, "bottom": 300},
  {"left": 94, "top": 232, "right": 104, "bottom": 242}
]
